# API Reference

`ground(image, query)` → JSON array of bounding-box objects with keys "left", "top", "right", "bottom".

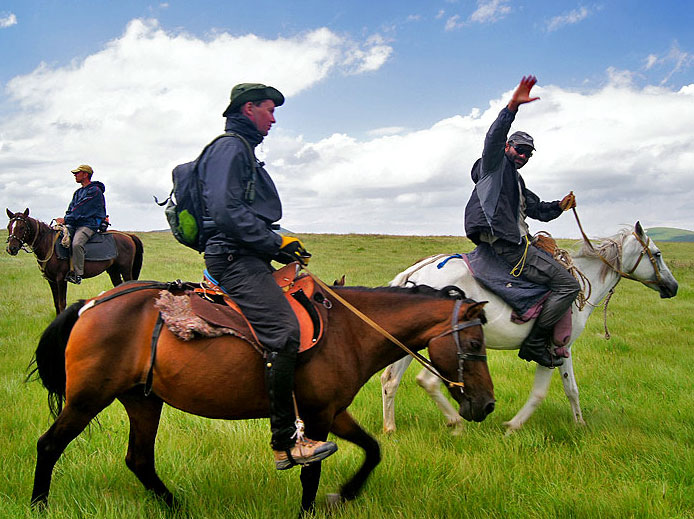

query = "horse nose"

[{"left": 485, "top": 401, "right": 495, "bottom": 416}]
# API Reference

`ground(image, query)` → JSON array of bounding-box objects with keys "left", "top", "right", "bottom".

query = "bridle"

[
  {"left": 429, "top": 298, "right": 486, "bottom": 395},
  {"left": 305, "top": 270, "right": 486, "bottom": 395},
  {"left": 6, "top": 214, "right": 39, "bottom": 252},
  {"left": 572, "top": 208, "right": 663, "bottom": 286}
]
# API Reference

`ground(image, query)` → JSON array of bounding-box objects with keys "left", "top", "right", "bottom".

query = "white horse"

[{"left": 381, "top": 222, "right": 679, "bottom": 433}]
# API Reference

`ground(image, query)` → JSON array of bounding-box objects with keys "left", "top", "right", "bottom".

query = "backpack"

[{"left": 156, "top": 132, "right": 259, "bottom": 252}]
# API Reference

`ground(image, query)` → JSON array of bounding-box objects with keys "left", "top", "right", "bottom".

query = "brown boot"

[{"left": 274, "top": 438, "right": 338, "bottom": 470}]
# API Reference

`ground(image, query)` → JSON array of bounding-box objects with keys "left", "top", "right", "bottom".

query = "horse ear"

[
  {"left": 634, "top": 221, "right": 645, "bottom": 238},
  {"left": 23, "top": 208, "right": 29, "bottom": 216},
  {"left": 333, "top": 275, "right": 346, "bottom": 286},
  {"left": 6, "top": 208, "right": 12, "bottom": 219},
  {"left": 463, "top": 301, "right": 487, "bottom": 321}
]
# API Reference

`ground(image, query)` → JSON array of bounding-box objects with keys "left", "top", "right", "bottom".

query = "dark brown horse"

[
  {"left": 6, "top": 208, "right": 143, "bottom": 314},
  {"left": 30, "top": 281, "right": 494, "bottom": 514}
]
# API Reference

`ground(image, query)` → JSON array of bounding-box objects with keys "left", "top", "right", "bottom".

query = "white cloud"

[
  {"left": 0, "top": 12, "right": 17, "bottom": 28},
  {"left": 0, "top": 19, "right": 392, "bottom": 231},
  {"left": 546, "top": 7, "right": 591, "bottom": 32},
  {"left": 445, "top": 15, "right": 463, "bottom": 31},
  {"left": 1, "top": 22, "right": 693, "bottom": 240},
  {"left": 469, "top": 0, "right": 511, "bottom": 24}
]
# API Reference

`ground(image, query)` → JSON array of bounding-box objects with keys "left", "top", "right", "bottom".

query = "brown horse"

[
  {"left": 29, "top": 281, "right": 494, "bottom": 514},
  {"left": 5, "top": 208, "right": 143, "bottom": 314}
]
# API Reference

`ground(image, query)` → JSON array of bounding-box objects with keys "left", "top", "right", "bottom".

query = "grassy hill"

[{"left": 646, "top": 226, "right": 694, "bottom": 242}]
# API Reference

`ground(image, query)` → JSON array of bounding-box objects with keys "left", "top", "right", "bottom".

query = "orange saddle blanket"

[{"left": 184, "top": 262, "right": 327, "bottom": 353}]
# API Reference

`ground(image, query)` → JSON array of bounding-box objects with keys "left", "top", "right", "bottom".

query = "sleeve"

[
  {"left": 201, "top": 140, "right": 282, "bottom": 255},
  {"left": 523, "top": 187, "right": 562, "bottom": 222},
  {"left": 480, "top": 107, "right": 516, "bottom": 176}
]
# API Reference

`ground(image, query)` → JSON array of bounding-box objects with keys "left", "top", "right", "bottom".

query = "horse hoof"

[{"left": 503, "top": 420, "right": 521, "bottom": 435}]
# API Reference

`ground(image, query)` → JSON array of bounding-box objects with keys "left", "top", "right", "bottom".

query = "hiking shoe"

[
  {"left": 65, "top": 272, "right": 82, "bottom": 285},
  {"left": 273, "top": 438, "right": 338, "bottom": 470}
]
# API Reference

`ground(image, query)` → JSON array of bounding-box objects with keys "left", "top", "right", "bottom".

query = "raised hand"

[{"left": 508, "top": 75, "right": 540, "bottom": 112}]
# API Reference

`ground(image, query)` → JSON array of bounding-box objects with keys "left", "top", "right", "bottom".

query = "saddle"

[
  {"left": 55, "top": 231, "right": 117, "bottom": 261},
  {"left": 156, "top": 262, "right": 328, "bottom": 354}
]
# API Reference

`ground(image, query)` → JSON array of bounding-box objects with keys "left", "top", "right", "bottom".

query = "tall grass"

[{"left": 1, "top": 230, "right": 692, "bottom": 518}]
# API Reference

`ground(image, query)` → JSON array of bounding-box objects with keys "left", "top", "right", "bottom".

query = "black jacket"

[
  {"left": 464, "top": 107, "right": 562, "bottom": 245},
  {"left": 198, "top": 114, "right": 283, "bottom": 258}
]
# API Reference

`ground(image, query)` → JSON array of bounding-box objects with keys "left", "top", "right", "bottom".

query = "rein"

[
  {"left": 304, "top": 268, "right": 484, "bottom": 392},
  {"left": 572, "top": 208, "right": 663, "bottom": 284},
  {"left": 571, "top": 208, "right": 664, "bottom": 339}
]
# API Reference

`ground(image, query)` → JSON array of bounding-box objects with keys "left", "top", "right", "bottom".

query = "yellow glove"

[
  {"left": 559, "top": 191, "right": 576, "bottom": 211},
  {"left": 276, "top": 236, "right": 311, "bottom": 265}
]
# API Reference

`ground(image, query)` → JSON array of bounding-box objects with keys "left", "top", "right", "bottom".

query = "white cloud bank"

[
  {"left": 2, "top": 18, "right": 693, "bottom": 242},
  {"left": 0, "top": 13, "right": 17, "bottom": 28}
]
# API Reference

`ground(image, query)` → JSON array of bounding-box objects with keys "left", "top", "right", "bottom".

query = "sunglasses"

[{"left": 512, "top": 145, "right": 533, "bottom": 157}]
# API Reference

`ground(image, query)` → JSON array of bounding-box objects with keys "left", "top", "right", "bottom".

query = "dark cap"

[
  {"left": 222, "top": 83, "right": 285, "bottom": 117},
  {"left": 507, "top": 131, "right": 535, "bottom": 150}
]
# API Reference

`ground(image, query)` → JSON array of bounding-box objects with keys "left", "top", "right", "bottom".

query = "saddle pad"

[
  {"left": 453, "top": 242, "right": 550, "bottom": 317},
  {"left": 56, "top": 231, "right": 117, "bottom": 261}
]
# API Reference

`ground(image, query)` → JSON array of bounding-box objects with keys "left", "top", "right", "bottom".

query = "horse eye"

[{"left": 654, "top": 251, "right": 662, "bottom": 258}]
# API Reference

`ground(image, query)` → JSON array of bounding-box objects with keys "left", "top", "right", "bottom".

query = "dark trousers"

[
  {"left": 204, "top": 254, "right": 300, "bottom": 352},
  {"left": 491, "top": 239, "right": 580, "bottom": 330},
  {"left": 205, "top": 254, "right": 300, "bottom": 450}
]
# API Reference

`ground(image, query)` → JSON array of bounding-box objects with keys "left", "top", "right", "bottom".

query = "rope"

[
  {"left": 509, "top": 235, "right": 530, "bottom": 277},
  {"left": 303, "top": 268, "right": 467, "bottom": 389}
]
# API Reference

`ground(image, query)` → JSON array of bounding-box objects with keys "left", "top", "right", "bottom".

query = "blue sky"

[{"left": 1, "top": 1, "right": 693, "bottom": 238}]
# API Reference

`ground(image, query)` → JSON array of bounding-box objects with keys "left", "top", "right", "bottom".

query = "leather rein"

[{"left": 304, "top": 269, "right": 485, "bottom": 394}]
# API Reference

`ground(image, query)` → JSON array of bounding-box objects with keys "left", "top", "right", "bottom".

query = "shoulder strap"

[{"left": 221, "top": 132, "right": 260, "bottom": 204}]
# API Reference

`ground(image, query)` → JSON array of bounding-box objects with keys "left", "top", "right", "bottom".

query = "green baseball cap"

[{"left": 222, "top": 83, "right": 285, "bottom": 117}]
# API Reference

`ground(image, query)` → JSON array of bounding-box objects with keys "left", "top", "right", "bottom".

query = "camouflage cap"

[{"left": 222, "top": 83, "right": 284, "bottom": 117}]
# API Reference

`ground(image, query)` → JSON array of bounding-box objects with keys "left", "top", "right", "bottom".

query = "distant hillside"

[{"left": 646, "top": 227, "right": 694, "bottom": 242}]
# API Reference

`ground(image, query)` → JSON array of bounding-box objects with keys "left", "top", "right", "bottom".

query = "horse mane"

[
  {"left": 336, "top": 284, "right": 468, "bottom": 300},
  {"left": 573, "top": 227, "right": 631, "bottom": 281}
]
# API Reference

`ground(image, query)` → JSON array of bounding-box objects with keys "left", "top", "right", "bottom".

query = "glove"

[
  {"left": 275, "top": 236, "right": 311, "bottom": 266},
  {"left": 559, "top": 191, "right": 576, "bottom": 211}
]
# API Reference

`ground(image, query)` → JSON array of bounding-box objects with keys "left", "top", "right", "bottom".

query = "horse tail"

[
  {"left": 129, "top": 233, "right": 144, "bottom": 280},
  {"left": 27, "top": 300, "right": 86, "bottom": 418}
]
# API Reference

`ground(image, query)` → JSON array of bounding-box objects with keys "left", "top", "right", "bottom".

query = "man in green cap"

[{"left": 198, "top": 83, "right": 338, "bottom": 469}]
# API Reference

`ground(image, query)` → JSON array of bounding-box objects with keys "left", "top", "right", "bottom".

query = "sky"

[{"left": 1, "top": 1, "right": 693, "bottom": 239}]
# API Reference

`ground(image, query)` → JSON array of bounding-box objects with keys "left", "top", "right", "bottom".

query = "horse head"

[
  {"left": 622, "top": 221, "right": 678, "bottom": 298},
  {"left": 5, "top": 208, "right": 32, "bottom": 255},
  {"left": 426, "top": 300, "right": 494, "bottom": 423}
]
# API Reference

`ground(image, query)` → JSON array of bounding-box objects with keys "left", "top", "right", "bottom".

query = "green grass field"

[{"left": 1, "top": 230, "right": 693, "bottom": 518}]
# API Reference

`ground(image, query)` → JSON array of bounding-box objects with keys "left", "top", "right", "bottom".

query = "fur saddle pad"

[
  {"left": 55, "top": 231, "right": 117, "bottom": 261},
  {"left": 155, "top": 263, "right": 327, "bottom": 353}
]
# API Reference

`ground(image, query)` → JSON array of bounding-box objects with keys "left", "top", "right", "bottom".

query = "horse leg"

[
  {"left": 415, "top": 367, "right": 463, "bottom": 431},
  {"left": 58, "top": 280, "right": 67, "bottom": 313},
  {"left": 107, "top": 268, "right": 122, "bottom": 286},
  {"left": 32, "top": 401, "right": 105, "bottom": 506},
  {"left": 503, "top": 366, "right": 554, "bottom": 433},
  {"left": 328, "top": 410, "right": 380, "bottom": 504},
  {"left": 557, "top": 352, "right": 585, "bottom": 426},
  {"left": 380, "top": 356, "right": 413, "bottom": 433},
  {"left": 117, "top": 392, "right": 175, "bottom": 505},
  {"left": 47, "top": 279, "right": 63, "bottom": 315}
]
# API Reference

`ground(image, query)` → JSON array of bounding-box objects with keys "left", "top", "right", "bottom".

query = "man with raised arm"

[{"left": 464, "top": 76, "right": 580, "bottom": 368}]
